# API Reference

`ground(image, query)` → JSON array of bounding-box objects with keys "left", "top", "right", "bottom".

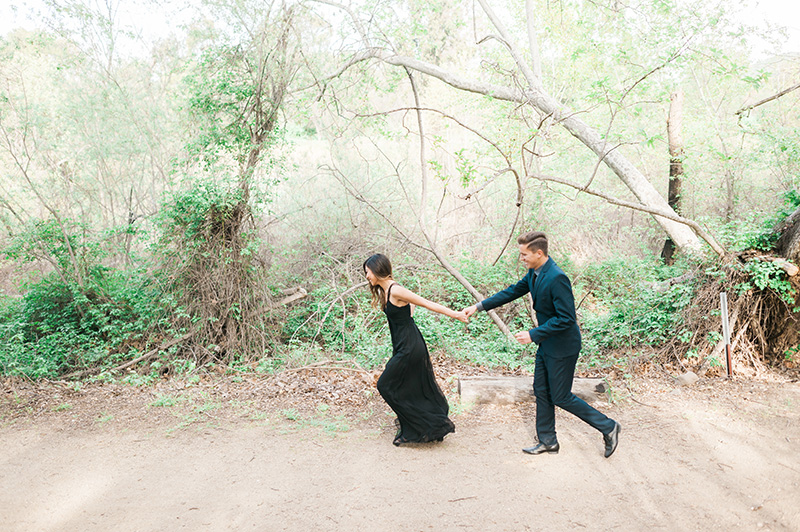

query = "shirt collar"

[{"left": 533, "top": 257, "right": 549, "bottom": 276}]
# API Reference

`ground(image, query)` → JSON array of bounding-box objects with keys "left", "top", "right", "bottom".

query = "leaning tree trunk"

[
  {"left": 662, "top": 91, "right": 685, "bottom": 265},
  {"left": 775, "top": 205, "right": 800, "bottom": 262},
  {"left": 359, "top": 50, "right": 707, "bottom": 253}
]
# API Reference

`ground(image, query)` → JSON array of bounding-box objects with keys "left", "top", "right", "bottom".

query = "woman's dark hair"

[{"left": 363, "top": 253, "right": 393, "bottom": 310}]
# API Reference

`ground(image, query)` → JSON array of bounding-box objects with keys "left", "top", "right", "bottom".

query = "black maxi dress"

[{"left": 377, "top": 283, "right": 455, "bottom": 444}]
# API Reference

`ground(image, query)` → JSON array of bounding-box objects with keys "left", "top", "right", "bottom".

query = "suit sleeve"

[
  {"left": 528, "top": 274, "right": 577, "bottom": 344},
  {"left": 480, "top": 272, "right": 532, "bottom": 312}
]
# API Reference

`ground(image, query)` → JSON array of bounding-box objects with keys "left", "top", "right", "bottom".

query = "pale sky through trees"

[{"left": 1, "top": 0, "right": 800, "bottom": 57}]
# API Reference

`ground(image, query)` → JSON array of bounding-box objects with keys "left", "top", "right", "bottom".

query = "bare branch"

[
  {"left": 476, "top": 0, "right": 541, "bottom": 90},
  {"left": 532, "top": 173, "right": 726, "bottom": 257},
  {"left": 525, "top": 0, "right": 543, "bottom": 82},
  {"left": 735, "top": 82, "right": 800, "bottom": 116},
  {"left": 404, "top": 69, "right": 515, "bottom": 341}
]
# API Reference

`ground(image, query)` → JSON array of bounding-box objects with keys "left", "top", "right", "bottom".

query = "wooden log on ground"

[
  {"left": 457, "top": 375, "right": 607, "bottom": 405},
  {"left": 760, "top": 256, "right": 799, "bottom": 277},
  {"left": 277, "top": 286, "right": 308, "bottom": 305}
]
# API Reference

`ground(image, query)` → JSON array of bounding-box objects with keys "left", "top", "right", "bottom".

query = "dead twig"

[
  {"left": 62, "top": 331, "right": 196, "bottom": 380},
  {"left": 282, "top": 359, "right": 369, "bottom": 374}
]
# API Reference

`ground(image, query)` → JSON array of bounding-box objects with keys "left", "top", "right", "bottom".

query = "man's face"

[{"left": 519, "top": 244, "right": 545, "bottom": 270}]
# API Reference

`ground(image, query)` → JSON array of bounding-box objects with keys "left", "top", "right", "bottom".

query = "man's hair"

[{"left": 517, "top": 231, "right": 548, "bottom": 255}]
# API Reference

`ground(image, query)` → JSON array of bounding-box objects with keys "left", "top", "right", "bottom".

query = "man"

[{"left": 464, "top": 231, "right": 620, "bottom": 458}]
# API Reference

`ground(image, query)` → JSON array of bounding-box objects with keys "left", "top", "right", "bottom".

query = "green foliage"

[
  {"left": 184, "top": 46, "right": 260, "bottom": 165},
  {"left": 4, "top": 218, "right": 88, "bottom": 278},
  {"left": 0, "top": 266, "right": 173, "bottom": 379},
  {"left": 735, "top": 260, "right": 797, "bottom": 307},
  {"left": 722, "top": 190, "right": 800, "bottom": 251},
  {"left": 158, "top": 179, "right": 249, "bottom": 248},
  {"left": 579, "top": 257, "right": 697, "bottom": 354},
  {"left": 0, "top": 216, "right": 176, "bottom": 379},
  {"left": 151, "top": 394, "right": 179, "bottom": 408},
  {"left": 785, "top": 345, "right": 799, "bottom": 362}
]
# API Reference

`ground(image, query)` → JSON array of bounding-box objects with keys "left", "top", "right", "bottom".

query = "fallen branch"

[
  {"left": 273, "top": 286, "right": 308, "bottom": 307},
  {"left": 752, "top": 255, "right": 799, "bottom": 277},
  {"left": 284, "top": 366, "right": 368, "bottom": 374},
  {"left": 282, "top": 359, "right": 368, "bottom": 374},
  {"left": 62, "top": 331, "right": 196, "bottom": 380}
]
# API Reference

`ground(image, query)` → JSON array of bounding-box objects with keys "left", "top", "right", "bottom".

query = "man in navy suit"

[{"left": 464, "top": 231, "right": 620, "bottom": 457}]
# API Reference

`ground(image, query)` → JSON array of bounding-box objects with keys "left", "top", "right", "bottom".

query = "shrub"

[
  {"left": 577, "top": 256, "right": 697, "bottom": 356},
  {"left": 0, "top": 266, "right": 172, "bottom": 378}
]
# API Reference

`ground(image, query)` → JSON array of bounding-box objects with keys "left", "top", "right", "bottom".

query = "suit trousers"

[{"left": 533, "top": 350, "right": 615, "bottom": 445}]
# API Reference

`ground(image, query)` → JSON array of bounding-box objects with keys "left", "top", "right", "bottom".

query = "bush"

[
  {"left": 577, "top": 256, "right": 697, "bottom": 357},
  {"left": 0, "top": 266, "right": 172, "bottom": 378},
  {"left": 720, "top": 189, "right": 800, "bottom": 251}
]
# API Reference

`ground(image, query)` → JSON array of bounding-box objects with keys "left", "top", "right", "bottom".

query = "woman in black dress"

[{"left": 363, "top": 254, "right": 466, "bottom": 446}]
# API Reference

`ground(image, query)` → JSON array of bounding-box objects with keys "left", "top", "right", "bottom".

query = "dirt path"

[{"left": 1, "top": 376, "right": 799, "bottom": 531}]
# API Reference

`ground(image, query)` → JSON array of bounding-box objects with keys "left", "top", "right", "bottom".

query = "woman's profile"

[{"left": 363, "top": 254, "right": 466, "bottom": 446}]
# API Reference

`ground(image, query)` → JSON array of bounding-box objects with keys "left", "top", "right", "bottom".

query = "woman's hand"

[
  {"left": 463, "top": 305, "right": 478, "bottom": 318},
  {"left": 452, "top": 310, "right": 469, "bottom": 323}
]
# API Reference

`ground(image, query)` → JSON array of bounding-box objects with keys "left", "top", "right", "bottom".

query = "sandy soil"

[{"left": 1, "top": 373, "right": 799, "bottom": 532}]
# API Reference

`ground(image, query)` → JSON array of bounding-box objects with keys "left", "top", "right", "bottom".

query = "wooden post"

[{"left": 720, "top": 292, "right": 733, "bottom": 378}]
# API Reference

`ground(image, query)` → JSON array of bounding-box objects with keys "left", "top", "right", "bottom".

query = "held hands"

[
  {"left": 463, "top": 305, "right": 478, "bottom": 319},
  {"left": 452, "top": 310, "right": 469, "bottom": 324},
  {"left": 514, "top": 330, "right": 533, "bottom": 345}
]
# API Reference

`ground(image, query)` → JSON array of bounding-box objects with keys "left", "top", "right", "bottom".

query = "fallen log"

[
  {"left": 758, "top": 256, "right": 799, "bottom": 277},
  {"left": 457, "top": 375, "right": 607, "bottom": 405},
  {"left": 275, "top": 286, "right": 308, "bottom": 306}
]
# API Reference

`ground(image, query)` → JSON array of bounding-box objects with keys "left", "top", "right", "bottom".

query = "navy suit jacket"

[{"left": 481, "top": 258, "right": 581, "bottom": 358}]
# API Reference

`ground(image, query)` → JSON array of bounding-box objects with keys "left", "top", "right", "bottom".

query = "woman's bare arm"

[{"left": 390, "top": 285, "right": 468, "bottom": 323}]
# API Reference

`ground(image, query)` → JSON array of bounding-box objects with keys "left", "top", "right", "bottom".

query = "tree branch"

[
  {"left": 735, "top": 82, "right": 800, "bottom": 116},
  {"left": 532, "top": 172, "right": 726, "bottom": 257},
  {"left": 404, "top": 69, "right": 515, "bottom": 341}
]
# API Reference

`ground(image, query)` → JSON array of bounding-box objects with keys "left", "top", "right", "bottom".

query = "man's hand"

[
  {"left": 463, "top": 305, "right": 478, "bottom": 319},
  {"left": 514, "top": 331, "right": 532, "bottom": 345}
]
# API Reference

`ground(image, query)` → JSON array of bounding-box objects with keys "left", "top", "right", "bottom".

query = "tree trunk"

[
  {"left": 776, "top": 205, "right": 800, "bottom": 263},
  {"left": 359, "top": 51, "right": 708, "bottom": 254},
  {"left": 662, "top": 91, "right": 684, "bottom": 265}
]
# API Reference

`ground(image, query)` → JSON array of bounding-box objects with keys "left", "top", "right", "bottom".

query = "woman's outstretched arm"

[{"left": 390, "top": 285, "right": 468, "bottom": 323}]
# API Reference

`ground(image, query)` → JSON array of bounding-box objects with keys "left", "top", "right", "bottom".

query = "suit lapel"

[{"left": 532, "top": 258, "right": 553, "bottom": 306}]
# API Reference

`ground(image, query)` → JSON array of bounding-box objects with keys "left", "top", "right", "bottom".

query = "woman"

[{"left": 363, "top": 254, "right": 467, "bottom": 446}]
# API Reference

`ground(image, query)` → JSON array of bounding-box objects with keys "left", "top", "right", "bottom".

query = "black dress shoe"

[
  {"left": 603, "top": 422, "right": 621, "bottom": 458},
  {"left": 522, "top": 442, "right": 559, "bottom": 455}
]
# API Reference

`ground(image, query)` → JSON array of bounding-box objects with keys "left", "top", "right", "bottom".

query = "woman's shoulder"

[{"left": 388, "top": 283, "right": 412, "bottom": 305}]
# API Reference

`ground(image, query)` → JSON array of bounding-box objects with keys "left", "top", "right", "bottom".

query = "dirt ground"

[{"left": 1, "top": 368, "right": 799, "bottom": 532}]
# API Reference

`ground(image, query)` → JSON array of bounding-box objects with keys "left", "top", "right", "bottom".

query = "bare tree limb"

[
  {"left": 351, "top": 104, "right": 524, "bottom": 266},
  {"left": 532, "top": 173, "right": 726, "bottom": 257},
  {"left": 525, "top": 0, "right": 543, "bottom": 83},
  {"left": 404, "top": 69, "right": 515, "bottom": 341},
  {"left": 735, "top": 82, "right": 800, "bottom": 116},
  {"left": 316, "top": 45, "right": 704, "bottom": 252}
]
